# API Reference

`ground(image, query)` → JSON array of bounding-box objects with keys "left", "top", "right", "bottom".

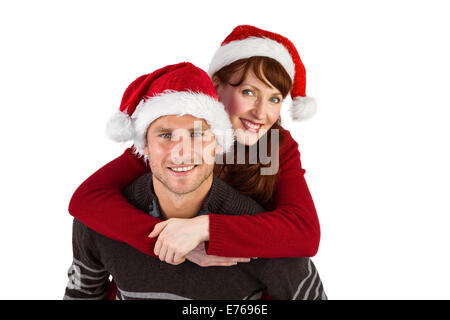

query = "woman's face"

[{"left": 214, "top": 69, "right": 283, "bottom": 146}]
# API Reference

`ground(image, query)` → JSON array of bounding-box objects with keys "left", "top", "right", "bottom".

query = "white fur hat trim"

[
  {"left": 130, "top": 91, "right": 234, "bottom": 157},
  {"left": 208, "top": 37, "right": 295, "bottom": 81}
]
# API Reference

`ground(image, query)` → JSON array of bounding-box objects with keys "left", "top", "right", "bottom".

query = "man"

[{"left": 64, "top": 62, "right": 326, "bottom": 300}]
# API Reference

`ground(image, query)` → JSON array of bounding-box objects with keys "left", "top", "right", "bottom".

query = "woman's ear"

[
  {"left": 214, "top": 142, "right": 223, "bottom": 155},
  {"left": 212, "top": 75, "right": 222, "bottom": 97}
]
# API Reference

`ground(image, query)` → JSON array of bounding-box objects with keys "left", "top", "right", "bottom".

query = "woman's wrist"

[{"left": 196, "top": 215, "right": 210, "bottom": 242}]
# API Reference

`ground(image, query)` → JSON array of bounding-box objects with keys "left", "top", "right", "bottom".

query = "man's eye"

[
  {"left": 242, "top": 89, "right": 254, "bottom": 96},
  {"left": 192, "top": 131, "right": 203, "bottom": 138},
  {"left": 160, "top": 133, "right": 172, "bottom": 139}
]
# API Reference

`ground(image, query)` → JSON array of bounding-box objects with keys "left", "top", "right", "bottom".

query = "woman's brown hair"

[{"left": 213, "top": 57, "right": 292, "bottom": 210}]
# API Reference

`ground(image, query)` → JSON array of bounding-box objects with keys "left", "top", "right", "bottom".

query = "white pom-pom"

[
  {"left": 105, "top": 111, "right": 135, "bottom": 142},
  {"left": 289, "top": 96, "right": 317, "bottom": 121}
]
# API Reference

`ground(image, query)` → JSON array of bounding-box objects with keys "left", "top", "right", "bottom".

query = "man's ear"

[{"left": 144, "top": 145, "right": 149, "bottom": 156}]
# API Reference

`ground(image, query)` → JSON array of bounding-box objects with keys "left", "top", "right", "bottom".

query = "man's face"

[{"left": 144, "top": 115, "right": 217, "bottom": 195}]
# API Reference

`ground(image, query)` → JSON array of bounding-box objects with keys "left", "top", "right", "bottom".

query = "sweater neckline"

[{"left": 135, "top": 173, "right": 216, "bottom": 218}]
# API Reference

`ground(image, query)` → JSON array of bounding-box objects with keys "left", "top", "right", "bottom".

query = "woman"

[{"left": 69, "top": 25, "right": 320, "bottom": 267}]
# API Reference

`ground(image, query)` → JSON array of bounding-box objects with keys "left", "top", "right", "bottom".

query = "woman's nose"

[{"left": 251, "top": 99, "right": 266, "bottom": 120}]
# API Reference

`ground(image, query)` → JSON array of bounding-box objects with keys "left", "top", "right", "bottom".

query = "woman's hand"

[
  {"left": 148, "top": 215, "right": 210, "bottom": 265},
  {"left": 186, "top": 243, "right": 251, "bottom": 267}
]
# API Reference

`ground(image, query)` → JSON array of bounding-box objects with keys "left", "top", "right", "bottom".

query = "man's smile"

[{"left": 167, "top": 164, "right": 198, "bottom": 175}]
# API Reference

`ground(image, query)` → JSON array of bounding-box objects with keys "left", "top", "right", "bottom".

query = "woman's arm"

[
  {"left": 68, "top": 147, "right": 163, "bottom": 257},
  {"left": 69, "top": 147, "right": 251, "bottom": 266},
  {"left": 206, "top": 130, "right": 320, "bottom": 258}
]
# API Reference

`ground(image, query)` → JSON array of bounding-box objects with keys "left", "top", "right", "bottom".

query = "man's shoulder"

[
  {"left": 207, "top": 177, "right": 265, "bottom": 216},
  {"left": 122, "top": 173, "right": 153, "bottom": 213},
  {"left": 72, "top": 218, "right": 105, "bottom": 238},
  {"left": 72, "top": 218, "right": 126, "bottom": 252},
  {"left": 123, "top": 172, "right": 152, "bottom": 196},
  {"left": 211, "top": 177, "right": 255, "bottom": 204},
  {"left": 72, "top": 218, "right": 101, "bottom": 246},
  {"left": 73, "top": 218, "right": 90, "bottom": 234}
]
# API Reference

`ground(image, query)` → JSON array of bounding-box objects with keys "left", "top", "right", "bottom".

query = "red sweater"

[{"left": 68, "top": 129, "right": 320, "bottom": 258}]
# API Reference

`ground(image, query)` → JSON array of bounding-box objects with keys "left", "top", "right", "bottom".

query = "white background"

[{"left": 1, "top": 0, "right": 449, "bottom": 300}]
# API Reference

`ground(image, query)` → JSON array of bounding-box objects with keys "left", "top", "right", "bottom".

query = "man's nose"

[{"left": 171, "top": 136, "right": 198, "bottom": 164}]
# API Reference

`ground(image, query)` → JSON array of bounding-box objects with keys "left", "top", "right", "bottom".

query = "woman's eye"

[
  {"left": 270, "top": 97, "right": 281, "bottom": 104},
  {"left": 242, "top": 89, "right": 254, "bottom": 96}
]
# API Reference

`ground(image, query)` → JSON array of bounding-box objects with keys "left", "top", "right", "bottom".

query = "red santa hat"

[
  {"left": 208, "top": 25, "right": 316, "bottom": 121},
  {"left": 106, "top": 62, "right": 234, "bottom": 157}
]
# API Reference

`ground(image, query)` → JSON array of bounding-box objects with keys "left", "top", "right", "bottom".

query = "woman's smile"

[{"left": 240, "top": 118, "right": 263, "bottom": 133}]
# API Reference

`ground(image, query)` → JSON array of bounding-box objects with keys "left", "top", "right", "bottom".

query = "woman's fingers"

[
  {"left": 150, "top": 217, "right": 208, "bottom": 264},
  {"left": 154, "top": 228, "right": 252, "bottom": 266},
  {"left": 215, "top": 257, "right": 251, "bottom": 264},
  {"left": 157, "top": 238, "right": 187, "bottom": 265},
  {"left": 173, "top": 252, "right": 186, "bottom": 265},
  {"left": 207, "top": 261, "right": 237, "bottom": 267},
  {"left": 165, "top": 247, "right": 176, "bottom": 265},
  {"left": 154, "top": 237, "right": 162, "bottom": 256},
  {"left": 149, "top": 220, "right": 169, "bottom": 238},
  {"left": 158, "top": 242, "right": 168, "bottom": 262},
  {"left": 151, "top": 221, "right": 170, "bottom": 256},
  {"left": 185, "top": 244, "right": 252, "bottom": 267}
]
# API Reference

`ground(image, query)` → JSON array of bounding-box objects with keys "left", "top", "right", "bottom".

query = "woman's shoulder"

[
  {"left": 278, "top": 126, "right": 299, "bottom": 153},
  {"left": 276, "top": 126, "right": 305, "bottom": 172}
]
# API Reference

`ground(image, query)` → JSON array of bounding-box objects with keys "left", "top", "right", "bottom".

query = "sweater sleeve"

[
  {"left": 68, "top": 148, "right": 163, "bottom": 257},
  {"left": 206, "top": 130, "right": 321, "bottom": 258}
]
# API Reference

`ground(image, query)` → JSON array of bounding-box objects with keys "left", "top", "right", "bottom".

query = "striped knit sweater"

[{"left": 64, "top": 174, "right": 326, "bottom": 300}]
